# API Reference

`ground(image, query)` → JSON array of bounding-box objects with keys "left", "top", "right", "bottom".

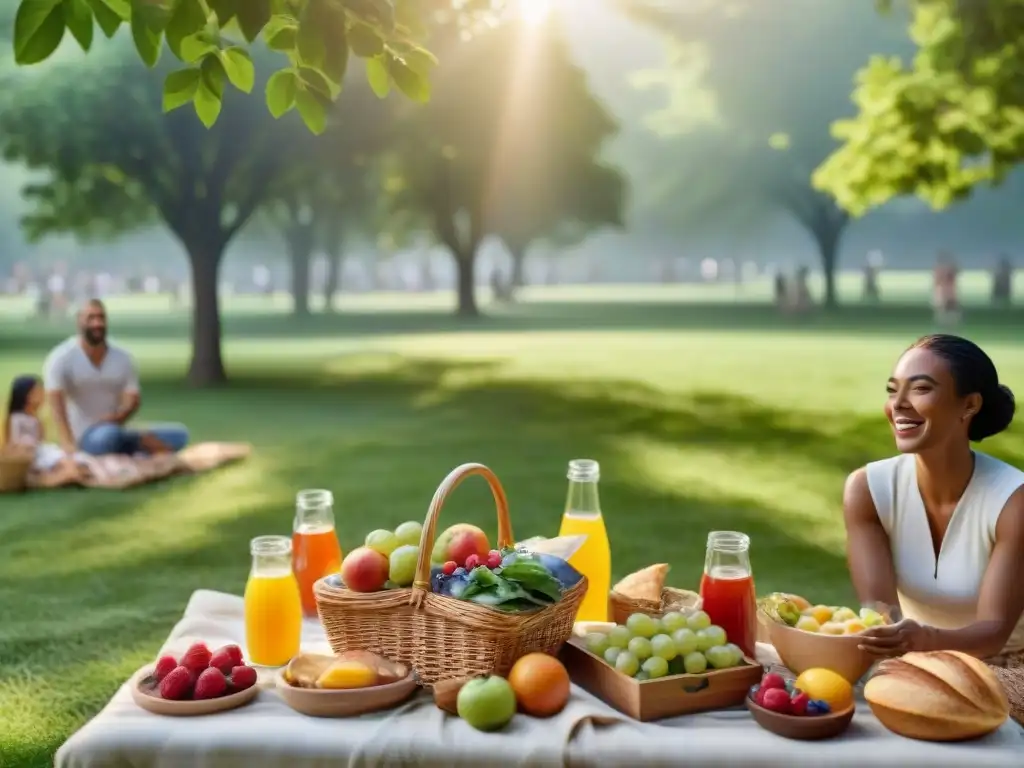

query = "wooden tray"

[
  {"left": 560, "top": 637, "right": 763, "bottom": 721},
  {"left": 130, "top": 665, "right": 260, "bottom": 716}
]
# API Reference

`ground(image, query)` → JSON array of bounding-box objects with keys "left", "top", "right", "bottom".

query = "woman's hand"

[{"left": 858, "top": 618, "right": 935, "bottom": 657}]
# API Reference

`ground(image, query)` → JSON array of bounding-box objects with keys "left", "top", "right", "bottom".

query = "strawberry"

[
  {"left": 761, "top": 687, "right": 792, "bottom": 714},
  {"left": 209, "top": 645, "right": 242, "bottom": 673},
  {"left": 754, "top": 686, "right": 768, "bottom": 706},
  {"left": 790, "top": 691, "right": 810, "bottom": 716},
  {"left": 485, "top": 550, "right": 502, "bottom": 569},
  {"left": 442, "top": 561, "right": 458, "bottom": 576},
  {"left": 154, "top": 655, "right": 178, "bottom": 682},
  {"left": 194, "top": 668, "right": 227, "bottom": 700},
  {"left": 158, "top": 666, "right": 194, "bottom": 700},
  {"left": 760, "top": 672, "right": 786, "bottom": 691},
  {"left": 229, "top": 665, "right": 257, "bottom": 692},
  {"left": 180, "top": 642, "right": 211, "bottom": 673},
  {"left": 465, "top": 554, "right": 481, "bottom": 570}
]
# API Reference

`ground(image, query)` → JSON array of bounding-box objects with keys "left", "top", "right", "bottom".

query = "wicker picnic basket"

[
  {"left": 314, "top": 463, "right": 588, "bottom": 685},
  {"left": 0, "top": 445, "right": 33, "bottom": 493},
  {"left": 608, "top": 586, "right": 702, "bottom": 626}
]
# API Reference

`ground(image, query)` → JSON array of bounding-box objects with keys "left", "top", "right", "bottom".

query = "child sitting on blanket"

[{"left": 4, "top": 374, "right": 84, "bottom": 483}]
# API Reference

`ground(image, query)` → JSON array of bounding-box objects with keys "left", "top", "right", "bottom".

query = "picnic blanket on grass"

[{"left": 27, "top": 442, "right": 251, "bottom": 490}]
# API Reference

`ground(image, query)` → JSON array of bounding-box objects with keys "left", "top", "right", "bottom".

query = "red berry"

[
  {"left": 158, "top": 666, "right": 194, "bottom": 700},
  {"left": 194, "top": 668, "right": 228, "bottom": 700},
  {"left": 154, "top": 655, "right": 178, "bottom": 682},
  {"left": 442, "top": 560, "right": 458, "bottom": 576},
  {"left": 760, "top": 672, "right": 787, "bottom": 691},
  {"left": 230, "top": 665, "right": 258, "bottom": 692},
  {"left": 754, "top": 686, "right": 768, "bottom": 706},
  {"left": 790, "top": 691, "right": 810, "bottom": 716},
  {"left": 486, "top": 551, "right": 502, "bottom": 569},
  {"left": 209, "top": 645, "right": 242, "bottom": 673},
  {"left": 465, "top": 554, "right": 481, "bottom": 570},
  {"left": 761, "top": 687, "right": 792, "bottom": 714},
  {"left": 180, "top": 642, "right": 212, "bottom": 673}
]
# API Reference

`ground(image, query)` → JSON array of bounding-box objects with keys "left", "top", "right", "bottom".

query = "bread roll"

[{"left": 864, "top": 650, "right": 1009, "bottom": 741}]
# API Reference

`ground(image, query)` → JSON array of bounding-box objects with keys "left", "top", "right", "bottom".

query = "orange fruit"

[
  {"left": 507, "top": 653, "right": 571, "bottom": 717},
  {"left": 794, "top": 668, "right": 854, "bottom": 711}
]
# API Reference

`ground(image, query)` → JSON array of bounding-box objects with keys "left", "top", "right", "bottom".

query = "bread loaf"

[{"left": 864, "top": 650, "right": 1009, "bottom": 741}]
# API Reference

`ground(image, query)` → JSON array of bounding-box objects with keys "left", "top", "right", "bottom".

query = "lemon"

[
  {"left": 316, "top": 661, "right": 378, "bottom": 689},
  {"left": 794, "top": 668, "right": 854, "bottom": 711},
  {"left": 795, "top": 615, "right": 821, "bottom": 633},
  {"left": 809, "top": 605, "right": 833, "bottom": 625},
  {"left": 831, "top": 607, "right": 857, "bottom": 623}
]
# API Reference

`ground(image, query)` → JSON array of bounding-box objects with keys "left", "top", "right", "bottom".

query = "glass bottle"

[
  {"left": 291, "top": 489, "right": 343, "bottom": 617},
  {"left": 698, "top": 531, "right": 757, "bottom": 658},
  {"left": 244, "top": 535, "right": 302, "bottom": 667},
  {"left": 557, "top": 459, "right": 612, "bottom": 622}
]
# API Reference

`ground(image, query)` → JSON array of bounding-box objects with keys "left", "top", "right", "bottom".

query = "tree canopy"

[{"left": 814, "top": 0, "right": 1024, "bottom": 215}]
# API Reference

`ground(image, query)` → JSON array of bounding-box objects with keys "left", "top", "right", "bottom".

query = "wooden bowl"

[
  {"left": 766, "top": 620, "right": 874, "bottom": 683},
  {"left": 275, "top": 667, "right": 418, "bottom": 717},
  {"left": 747, "top": 696, "right": 855, "bottom": 740},
  {"left": 130, "top": 666, "right": 260, "bottom": 716}
]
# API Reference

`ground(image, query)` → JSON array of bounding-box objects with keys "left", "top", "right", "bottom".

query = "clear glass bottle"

[
  {"left": 557, "top": 459, "right": 611, "bottom": 622},
  {"left": 292, "top": 489, "right": 343, "bottom": 617},
  {"left": 698, "top": 531, "right": 757, "bottom": 658},
  {"left": 244, "top": 535, "right": 302, "bottom": 667}
]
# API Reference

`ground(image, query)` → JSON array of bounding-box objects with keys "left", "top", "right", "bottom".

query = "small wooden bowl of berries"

[
  {"left": 746, "top": 671, "right": 855, "bottom": 740},
  {"left": 131, "top": 642, "right": 261, "bottom": 716}
]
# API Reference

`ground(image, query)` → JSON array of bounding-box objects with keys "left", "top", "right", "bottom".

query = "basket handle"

[{"left": 411, "top": 463, "right": 514, "bottom": 596}]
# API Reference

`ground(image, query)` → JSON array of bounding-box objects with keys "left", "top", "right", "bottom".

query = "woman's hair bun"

[{"left": 969, "top": 384, "right": 1015, "bottom": 442}]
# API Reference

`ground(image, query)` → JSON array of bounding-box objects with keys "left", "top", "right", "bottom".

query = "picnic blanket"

[{"left": 27, "top": 442, "right": 251, "bottom": 490}]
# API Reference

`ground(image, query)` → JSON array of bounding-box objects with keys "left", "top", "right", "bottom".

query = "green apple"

[
  {"left": 456, "top": 675, "right": 517, "bottom": 731},
  {"left": 394, "top": 521, "right": 423, "bottom": 548},
  {"left": 365, "top": 529, "right": 400, "bottom": 557},
  {"left": 388, "top": 544, "right": 419, "bottom": 587}
]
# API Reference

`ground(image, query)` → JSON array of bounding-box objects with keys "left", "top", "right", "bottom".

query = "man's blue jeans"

[{"left": 78, "top": 423, "right": 190, "bottom": 456}]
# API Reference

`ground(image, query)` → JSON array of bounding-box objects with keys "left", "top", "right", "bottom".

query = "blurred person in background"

[
  {"left": 992, "top": 256, "right": 1013, "bottom": 307},
  {"left": 933, "top": 253, "right": 961, "bottom": 327}
]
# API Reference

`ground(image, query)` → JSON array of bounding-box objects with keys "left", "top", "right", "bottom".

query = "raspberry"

[
  {"left": 209, "top": 645, "right": 242, "bottom": 673},
  {"left": 193, "top": 668, "right": 227, "bottom": 700},
  {"left": 442, "top": 561, "right": 458, "bottom": 576},
  {"left": 485, "top": 551, "right": 502, "bottom": 569},
  {"left": 790, "top": 691, "right": 810, "bottom": 716},
  {"left": 761, "top": 687, "right": 792, "bottom": 714},
  {"left": 465, "top": 554, "right": 481, "bottom": 570},
  {"left": 158, "top": 666, "right": 194, "bottom": 700},
  {"left": 180, "top": 642, "right": 212, "bottom": 673},
  {"left": 760, "top": 672, "right": 786, "bottom": 691},
  {"left": 154, "top": 655, "right": 178, "bottom": 682},
  {"left": 229, "top": 665, "right": 257, "bottom": 692}
]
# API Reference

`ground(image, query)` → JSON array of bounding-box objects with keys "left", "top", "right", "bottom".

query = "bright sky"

[{"left": 518, "top": 0, "right": 554, "bottom": 25}]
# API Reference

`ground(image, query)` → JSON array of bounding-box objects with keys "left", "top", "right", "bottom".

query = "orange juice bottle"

[
  {"left": 292, "top": 489, "right": 343, "bottom": 618},
  {"left": 558, "top": 459, "right": 611, "bottom": 622},
  {"left": 244, "top": 535, "right": 302, "bottom": 667}
]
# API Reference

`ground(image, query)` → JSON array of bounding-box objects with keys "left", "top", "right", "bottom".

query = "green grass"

[{"left": 1, "top": 280, "right": 1023, "bottom": 766}]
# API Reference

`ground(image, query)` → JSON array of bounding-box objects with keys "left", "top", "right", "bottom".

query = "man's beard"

[{"left": 84, "top": 329, "right": 106, "bottom": 346}]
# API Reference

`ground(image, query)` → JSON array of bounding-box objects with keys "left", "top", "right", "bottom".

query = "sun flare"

[{"left": 518, "top": 0, "right": 553, "bottom": 25}]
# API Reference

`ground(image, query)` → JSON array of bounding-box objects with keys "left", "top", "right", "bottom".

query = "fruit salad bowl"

[{"left": 764, "top": 619, "right": 874, "bottom": 684}]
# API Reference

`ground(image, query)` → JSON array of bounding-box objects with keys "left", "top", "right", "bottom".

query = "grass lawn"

[{"left": 1, "top": 280, "right": 1023, "bottom": 766}]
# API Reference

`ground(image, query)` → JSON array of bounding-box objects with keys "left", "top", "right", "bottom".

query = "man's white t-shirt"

[{"left": 43, "top": 338, "right": 140, "bottom": 442}]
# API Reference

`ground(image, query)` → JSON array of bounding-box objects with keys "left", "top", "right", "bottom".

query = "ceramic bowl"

[
  {"left": 747, "top": 696, "right": 855, "bottom": 740},
  {"left": 275, "top": 667, "right": 418, "bottom": 717},
  {"left": 130, "top": 666, "right": 260, "bottom": 716},
  {"left": 765, "top": 619, "right": 874, "bottom": 683}
]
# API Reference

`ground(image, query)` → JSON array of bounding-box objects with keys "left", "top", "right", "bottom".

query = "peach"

[
  {"left": 341, "top": 547, "right": 390, "bottom": 592},
  {"left": 430, "top": 524, "right": 491, "bottom": 567}
]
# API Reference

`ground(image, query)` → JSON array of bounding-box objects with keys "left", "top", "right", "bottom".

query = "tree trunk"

[
  {"left": 814, "top": 227, "right": 844, "bottom": 309},
  {"left": 510, "top": 245, "right": 527, "bottom": 289},
  {"left": 185, "top": 237, "right": 227, "bottom": 387},
  {"left": 455, "top": 251, "right": 478, "bottom": 317},
  {"left": 323, "top": 251, "right": 343, "bottom": 312},
  {"left": 287, "top": 225, "right": 314, "bottom": 317}
]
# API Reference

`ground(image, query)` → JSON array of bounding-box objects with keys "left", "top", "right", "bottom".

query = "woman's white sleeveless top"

[{"left": 865, "top": 451, "right": 1024, "bottom": 654}]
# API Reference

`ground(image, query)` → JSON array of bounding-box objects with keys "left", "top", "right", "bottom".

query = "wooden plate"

[
  {"left": 275, "top": 667, "right": 418, "bottom": 717},
  {"left": 130, "top": 665, "right": 260, "bottom": 716},
  {"left": 747, "top": 696, "right": 855, "bottom": 740}
]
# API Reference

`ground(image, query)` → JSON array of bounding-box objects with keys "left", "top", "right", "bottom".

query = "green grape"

[
  {"left": 615, "top": 650, "right": 640, "bottom": 677},
  {"left": 671, "top": 628, "right": 698, "bottom": 656},
  {"left": 393, "top": 521, "right": 423, "bottom": 547},
  {"left": 705, "top": 645, "right": 735, "bottom": 669},
  {"left": 634, "top": 670, "right": 650, "bottom": 681},
  {"left": 626, "top": 613, "right": 659, "bottom": 639},
  {"left": 642, "top": 656, "right": 669, "bottom": 679},
  {"left": 604, "top": 647, "right": 623, "bottom": 666},
  {"left": 724, "top": 643, "right": 744, "bottom": 666},
  {"left": 627, "top": 636, "right": 653, "bottom": 661},
  {"left": 683, "top": 651, "right": 708, "bottom": 674},
  {"left": 660, "top": 611, "right": 688, "bottom": 633},
  {"left": 695, "top": 627, "right": 723, "bottom": 652},
  {"left": 585, "top": 632, "right": 610, "bottom": 657},
  {"left": 607, "top": 625, "right": 632, "bottom": 649},
  {"left": 365, "top": 529, "right": 400, "bottom": 557},
  {"left": 686, "top": 610, "right": 712, "bottom": 631},
  {"left": 650, "top": 634, "right": 678, "bottom": 661}
]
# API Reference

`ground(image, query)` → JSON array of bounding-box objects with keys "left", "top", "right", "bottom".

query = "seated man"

[{"left": 44, "top": 299, "right": 189, "bottom": 456}]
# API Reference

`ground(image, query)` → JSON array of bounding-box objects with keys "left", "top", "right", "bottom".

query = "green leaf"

[
  {"left": 235, "top": 0, "right": 271, "bottom": 42},
  {"left": 298, "top": 66, "right": 334, "bottom": 98},
  {"left": 295, "top": 88, "right": 327, "bottom": 135},
  {"left": 365, "top": 56, "right": 390, "bottom": 98},
  {"left": 265, "top": 69, "right": 299, "bottom": 118},
  {"left": 179, "top": 32, "right": 216, "bottom": 63},
  {"left": 162, "top": 67, "right": 201, "bottom": 112},
  {"left": 398, "top": 46, "right": 437, "bottom": 77},
  {"left": 220, "top": 47, "right": 255, "bottom": 93},
  {"left": 297, "top": 3, "right": 326, "bottom": 68},
  {"left": 86, "top": 0, "right": 122, "bottom": 36},
  {"left": 62, "top": 0, "right": 93, "bottom": 50},
  {"left": 193, "top": 78, "right": 222, "bottom": 127},
  {"left": 265, "top": 22, "right": 296, "bottom": 51},
  {"left": 14, "top": 0, "right": 67, "bottom": 65},
  {"left": 390, "top": 58, "right": 428, "bottom": 103},
  {"left": 165, "top": 0, "right": 206, "bottom": 59},
  {"left": 200, "top": 55, "right": 226, "bottom": 99},
  {"left": 130, "top": 7, "right": 162, "bottom": 67},
  {"left": 348, "top": 22, "right": 383, "bottom": 57},
  {"left": 321, "top": 1, "right": 349, "bottom": 86}
]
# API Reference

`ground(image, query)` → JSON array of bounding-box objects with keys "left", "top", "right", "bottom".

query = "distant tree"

[
  {"left": 815, "top": 0, "right": 1024, "bottom": 214},
  {"left": 388, "top": 19, "right": 620, "bottom": 316}
]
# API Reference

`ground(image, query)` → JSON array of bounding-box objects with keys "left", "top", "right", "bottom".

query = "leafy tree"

[
  {"left": 0, "top": 42, "right": 310, "bottom": 384},
  {"left": 389, "top": 18, "right": 620, "bottom": 316},
  {"left": 9, "top": 0, "right": 437, "bottom": 132},
  {"left": 815, "top": 0, "right": 1024, "bottom": 214},
  {"left": 623, "top": 0, "right": 909, "bottom": 306}
]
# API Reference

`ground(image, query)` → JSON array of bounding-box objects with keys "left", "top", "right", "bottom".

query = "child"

[{"left": 4, "top": 374, "right": 81, "bottom": 483}]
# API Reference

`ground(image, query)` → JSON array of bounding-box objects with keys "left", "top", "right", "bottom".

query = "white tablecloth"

[{"left": 55, "top": 590, "right": 1024, "bottom": 768}]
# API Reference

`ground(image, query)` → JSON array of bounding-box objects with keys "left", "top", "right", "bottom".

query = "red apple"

[
  {"left": 341, "top": 547, "right": 390, "bottom": 592},
  {"left": 431, "top": 523, "right": 491, "bottom": 566}
]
